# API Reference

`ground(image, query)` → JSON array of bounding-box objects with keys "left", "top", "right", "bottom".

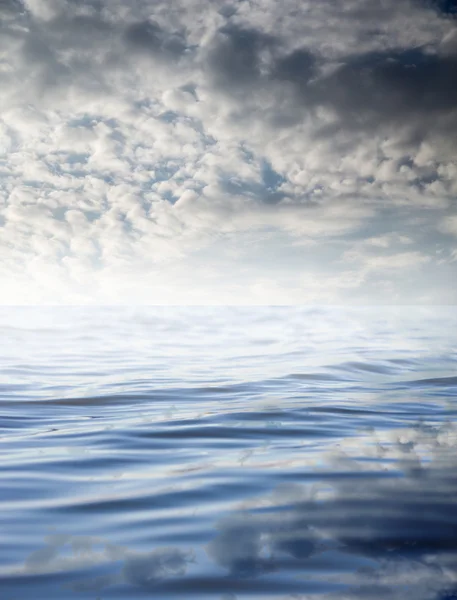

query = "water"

[{"left": 1, "top": 306, "right": 456, "bottom": 600}]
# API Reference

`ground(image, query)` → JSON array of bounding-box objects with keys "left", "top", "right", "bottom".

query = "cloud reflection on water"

[{"left": 16, "top": 419, "right": 457, "bottom": 599}]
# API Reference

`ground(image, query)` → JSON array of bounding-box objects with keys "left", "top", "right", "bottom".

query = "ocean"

[{"left": 1, "top": 306, "right": 456, "bottom": 600}]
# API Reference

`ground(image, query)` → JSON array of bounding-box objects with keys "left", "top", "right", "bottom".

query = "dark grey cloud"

[
  {"left": 0, "top": 0, "right": 23, "bottom": 17},
  {"left": 6, "top": 0, "right": 456, "bottom": 140},
  {"left": 47, "top": 12, "right": 114, "bottom": 48},
  {"left": 0, "top": 1, "right": 192, "bottom": 106},
  {"left": 123, "top": 19, "right": 188, "bottom": 60},
  {"left": 202, "top": 16, "right": 457, "bottom": 154},
  {"left": 204, "top": 25, "right": 317, "bottom": 94},
  {"left": 312, "top": 48, "right": 457, "bottom": 136},
  {"left": 271, "top": 47, "right": 317, "bottom": 88},
  {"left": 204, "top": 25, "right": 276, "bottom": 92}
]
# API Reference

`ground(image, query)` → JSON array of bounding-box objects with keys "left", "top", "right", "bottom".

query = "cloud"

[
  {"left": 0, "top": 0, "right": 455, "bottom": 303},
  {"left": 441, "top": 215, "right": 457, "bottom": 236},
  {"left": 203, "top": 25, "right": 277, "bottom": 92}
]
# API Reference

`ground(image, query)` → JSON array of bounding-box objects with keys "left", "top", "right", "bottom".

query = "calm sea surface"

[{"left": 1, "top": 306, "right": 456, "bottom": 600}]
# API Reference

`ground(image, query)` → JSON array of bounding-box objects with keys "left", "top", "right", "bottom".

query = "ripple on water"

[{"left": 0, "top": 307, "right": 456, "bottom": 599}]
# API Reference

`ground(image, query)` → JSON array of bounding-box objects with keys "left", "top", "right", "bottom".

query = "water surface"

[{"left": 1, "top": 306, "right": 456, "bottom": 600}]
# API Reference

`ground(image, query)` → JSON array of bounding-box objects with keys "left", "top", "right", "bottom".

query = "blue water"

[{"left": 1, "top": 306, "right": 456, "bottom": 600}]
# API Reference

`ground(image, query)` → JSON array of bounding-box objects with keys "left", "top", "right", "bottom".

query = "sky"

[{"left": 0, "top": 0, "right": 456, "bottom": 304}]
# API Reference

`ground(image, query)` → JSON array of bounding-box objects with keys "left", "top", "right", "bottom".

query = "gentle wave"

[{"left": 1, "top": 307, "right": 456, "bottom": 599}]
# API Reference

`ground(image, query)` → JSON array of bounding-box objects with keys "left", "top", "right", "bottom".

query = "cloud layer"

[{"left": 1, "top": 0, "right": 456, "bottom": 303}]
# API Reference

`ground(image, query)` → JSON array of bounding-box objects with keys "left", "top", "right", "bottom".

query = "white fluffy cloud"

[{"left": 0, "top": 0, "right": 456, "bottom": 303}]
